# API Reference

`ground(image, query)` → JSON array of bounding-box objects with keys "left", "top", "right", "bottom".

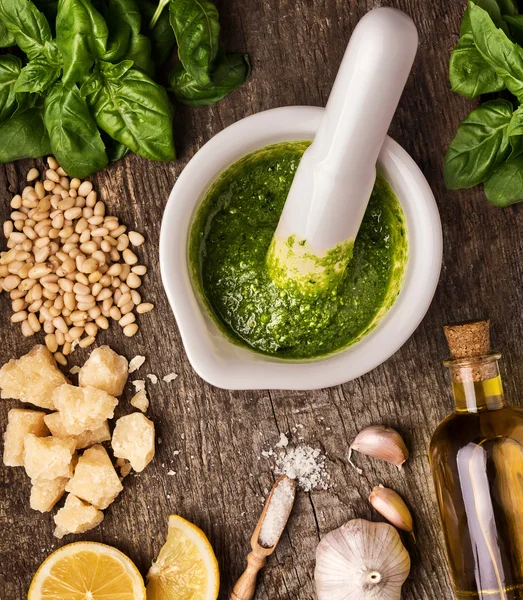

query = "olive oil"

[{"left": 430, "top": 321, "right": 523, "bottom": 600}]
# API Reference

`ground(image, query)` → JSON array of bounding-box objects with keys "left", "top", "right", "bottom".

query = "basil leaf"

[
  {"left": 0, "top": 0, "right": 52, "bottom": 59},
  {"left": 138, "top": 0, "right": 175, "bottom": 64},
  {"left": 470, "top": 4, "right": 523, "bottom": 100},
  {"left": 102, "top": 0, "right": 155, "bottom": 75},
  {"left": 44, "top": 82, "right": 108, "bottom": 177},
  {"left": 444, "top": 99, "right": 513, "bottom": 189},
  {"left": 0, "top": 55, "right": 23, "bottom": 122},
  {"left": 101, "top": 131, "right": 130, "bottom": 162},
  {"left": 508, "top": 133, "right": 523, "bottom": 158},
  {"left": 0, "top": 21, "right": 16, "bottom": 47},
  {"left": 15, "top": 57, "right": 60, "bottom": 93},
  {"left": 0, "top": 107, "right": 51, "bottom": 162},
  {"left": 504, "top": 15, "right": 523, "bottom": 46},
  {"left": 449, "top": 34, "right": 505, "bottom": 97},
  {"left": 127, "top": 34, "right": 155, "bottom": 77},
  {"left": 85, "top": 61, "right": 175, "bottom": 161},
  {"left": 508, "top": 105, "right": 523, "bottom": 136},
  {"left": 468, "top": 0, "right": 509, "bottom": 32},
  {"left": 33, "top": 0, "right": 58, "bottom": 23},
  {"left": 170, "top": 52, "right": 250, "bottom": 106},
  {"left": 484, "top": 156, "right": 523, "bottom": 206},
  {"left": 169, "top": 0, "right": 220, "bottom": 86},
  {"left": 496, "top": 0, "right": 518, "bottom": 16},
  {"left": 56, "top": 0, "right": 108, "bottom": 85}
]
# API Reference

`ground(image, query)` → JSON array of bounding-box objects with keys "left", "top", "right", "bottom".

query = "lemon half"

[
  {"left": 28, "top": 541, "right": 146, "bottom": 600},
  {"left": 146, "top": 515, "right": 220, "bottom": 600}
]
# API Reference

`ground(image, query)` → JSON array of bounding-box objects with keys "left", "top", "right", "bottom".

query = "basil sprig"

[
  {"left": 445, "top": 0, "right": 523, "bottom": 206},
  {"left": 0, "top": 0, "right": 249, "bottom": 176}
]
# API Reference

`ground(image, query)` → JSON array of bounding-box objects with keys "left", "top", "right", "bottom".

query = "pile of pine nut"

[{"left": 0, "top": 157, "right": 154, "bottom": 364}]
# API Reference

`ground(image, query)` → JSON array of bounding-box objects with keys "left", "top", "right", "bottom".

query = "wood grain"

[{"left": 0, "top": 0, "right": 519, "bottom": 598}]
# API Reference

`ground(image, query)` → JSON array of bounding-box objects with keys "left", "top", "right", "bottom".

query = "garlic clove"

[
  {"left": 348, "top": 425, "right": 408, "bottom": 473},
  {"left": 315, "top": 518, "right": 410, "bottom": 600},
  {"left": 369, "top": 485, "right": 414, "bottom": 537}
]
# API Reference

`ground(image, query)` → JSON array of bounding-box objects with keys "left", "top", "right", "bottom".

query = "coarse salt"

[
  {"left": 147, "top": 374, "right": 158, "bottom": 384},
  {"left": 69, "top": 366, "right": 81, "bottom": 375},
  {"left": 129, "top": 355, "right": 146, "bottom": 373},
  {"left": 275, "top": 432, "right": 289, "bottom": 448},
  {"left": 163, "top": 373, "right": 178, "bottom": 383},
  {"left": 258, "top": 477, "right": 295, "bottom": 548},
  {"left": 274, "top": 445, "right": 330, "bottom": 492}
]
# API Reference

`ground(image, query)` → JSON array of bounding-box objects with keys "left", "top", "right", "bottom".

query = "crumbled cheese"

[
  {"left": 273, "top": 445, "right": 330, "bottom": 492},
  {"left": 132, "top": 379, "right": 145, "bottom": 392},
  {"left": 3, "top": 409, "right": 49, "bottom": 467},
  {"left": 130, "top": 389, "right": 149, "bottom": 412},
  {"left": 128, "top": 355, "right": 146, "bottom": 374},
  {"left": 69, "top": 366, "right": 81, "bottom": 375},
  {"left": 163, "top": 373, "right": 178, "bottom": 383},
  {"left": 112, "top": 413, "right": 155, "bottom": 472},
  {"left": 167, "top": 470, "right": 176, "bottom": 476},
  {"left": 78, "top": 347, "right": 128, "bottom": 397},
  {"left": 147, "top": 374, "right": 158, "bottom": 384}
]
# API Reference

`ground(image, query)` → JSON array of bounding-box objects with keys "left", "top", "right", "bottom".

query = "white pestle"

[{"left": 267, "top": 7, "right": 418, "bottom": 294}]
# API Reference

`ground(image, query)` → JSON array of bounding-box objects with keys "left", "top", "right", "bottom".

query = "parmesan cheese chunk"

[
  {"left": 53, "top": 384, "right": 118, "bottom": 435},
  {"left": 23, "top": 434, "right": 76, "bottom": 481},
  {"left": 30, "top": 477, "right": 69, "bottom": 513},
  {"left": 3, "top": 408, "right": 49, "bottom": 467},
  {"left": 65, "top": 444, "right": 123, "bottom": 509},
  {"left": 79, "top": 346, "right": 128, "bottom": 396},
  {"left": 112, "top": 413, "right": 155, "bottom": 472},
  {"left": 130, "top": 389, "right": 149, "bottom": 412},
  {"left": 0, "top": 346, "right": 68, "bottom": 409},
  {"left": 53, "top": 493, "right": 104, "bottom": 538},
  {"left": 44, "top": 412, "right": 111, "bottom": 449}
]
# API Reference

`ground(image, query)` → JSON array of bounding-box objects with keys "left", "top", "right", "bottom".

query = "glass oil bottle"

[{"left": 430, "top": 319, "right": 523, "bottom": 600}]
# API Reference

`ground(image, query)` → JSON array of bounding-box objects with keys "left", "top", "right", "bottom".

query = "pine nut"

[
  {"left": 79, "top": 335, "right": 95, "bottom": 348},
  {"left": 54, "top": 351, "right": 67, "bottom": 366},
  {"left": 11, "top": 311, "right": 28, "bottom": 323},
  {"left": 21, "top": 320, "right": 34, "bottom": 337},
  {"left": 116, "top": 234, "right": 129, "bottom": 252},
  {"left": 117, "top": 292, "right": 132, "bottom": 308},
  {"left": 123, "top": 323, "right": 138, "bottom": 337},
  {"left": 110, "top": 306, "right": 122, "bottom": 320},
  {"left": 3, "top": 275, "right": 21, "bottom": 291},
  {"left": 53, "top": 316, "right": 68, "bottom": 333},
  {"left": 137, "top": 302, "right": 154, "bottom": 314},
  {"left": 131, "top": 265, "right": 147, "bottom": 276},
  {"left": 122, "top": 249, "right": 137, "bottom": 265},
  {"left": 45, "top": 333, "right": 58, "bottom": 353},
  {"left": 78, "top": 181, "right": 93, "bottom": 197},
  {"left": 120, "top": 301, "right": 134, "bottom": 315},
  {"left": 85, "top": 322, "right": 98, "bottom": 337},
  {"left": 11, "top": 195, "right": 22, "bottom": 209},
  {"left": 46, "top": 169, "right": 60, "bottom": 182},
  {"left": 86, "top": 190, "right": 97, "bottom": 207},
  {"left": 96, "top": 315, "right": 109, "bottom": 329},
  {"left": 119, "top": 313, "right": 136, "bottom": 327},
  {"left": 127, "top": 273, "right": 141, "bottom": 289},
  {"left": 28, "top": 313, "right": 41, "bottom": 332},
  {"left": 62, "top": 341, "right": 72, "bottom": 356}
]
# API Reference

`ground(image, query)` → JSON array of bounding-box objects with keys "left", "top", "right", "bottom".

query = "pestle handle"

[
  {"left": 275, "top": 7, "right": 418, "bottom": 252},
  {"left": 229, "top": 551, "right": 267, "bottom": 600}
]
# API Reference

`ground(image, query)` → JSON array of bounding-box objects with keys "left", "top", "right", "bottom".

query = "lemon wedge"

[
  {"left": 146, "top": 515, "right": 220, "bottom": 600},
  {"left": 28, "top": 541, "right": 146, "bottom": 600}
]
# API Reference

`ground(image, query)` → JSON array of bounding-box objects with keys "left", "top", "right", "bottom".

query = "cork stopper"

[
  {"left": 444, "top": 319, "right": 490, "bottom": 359},
  {"left": 443, "top": 319, "right": 498, "bottom": 383}
]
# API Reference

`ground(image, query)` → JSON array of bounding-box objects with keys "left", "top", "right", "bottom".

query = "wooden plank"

[{"left": 1, "top": 0, "right": 515, "bottom": 598}]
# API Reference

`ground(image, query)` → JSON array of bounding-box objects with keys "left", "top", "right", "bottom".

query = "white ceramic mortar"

[{"left": 160, "top": 106, "right": 442, "bottom": 390}]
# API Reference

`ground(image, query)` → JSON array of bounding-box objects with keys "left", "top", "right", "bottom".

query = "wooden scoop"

[{"left": 230, "top": 475, "right": 297, "bottom": 600}]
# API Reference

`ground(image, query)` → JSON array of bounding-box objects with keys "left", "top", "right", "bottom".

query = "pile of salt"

[{"left": 258, "top": 477, "right": 296, "bottom": 548}]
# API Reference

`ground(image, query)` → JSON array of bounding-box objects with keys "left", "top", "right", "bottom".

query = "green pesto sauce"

[{"left": 190, "top": 141, "right": 408, "bottom": 359}]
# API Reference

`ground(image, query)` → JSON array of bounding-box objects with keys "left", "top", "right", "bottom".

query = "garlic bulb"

[
  {"left": 349, "top": 426, "right": 408, "bottom": 473},
  {"left": 315, "top": 519, "right": 410, "bottom": 600},
  {"left": 369, "top": 485, "right": 414, "bottom": 535}
]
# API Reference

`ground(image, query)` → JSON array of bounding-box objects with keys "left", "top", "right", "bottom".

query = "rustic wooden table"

[{"left": 2, "top": 0, "right": 520, "bottom": 598}]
